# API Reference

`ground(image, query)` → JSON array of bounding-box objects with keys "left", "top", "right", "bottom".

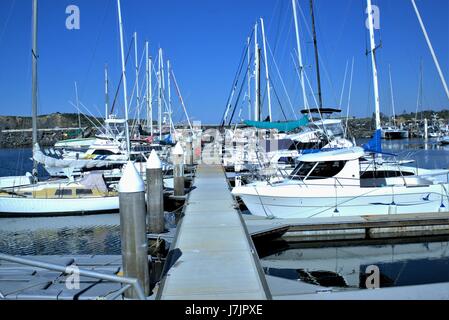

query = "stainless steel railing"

[{"left": 0, "top": 253, "right": 146, "bottom": 300}]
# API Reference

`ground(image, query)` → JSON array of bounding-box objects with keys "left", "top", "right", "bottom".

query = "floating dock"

[{"left": 156, "top": 164, "right": 271, "bottom": 300}]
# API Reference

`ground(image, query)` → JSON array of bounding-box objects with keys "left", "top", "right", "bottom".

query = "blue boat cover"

[
  {"left": 362, "top": 129, "right": 382, "bottom": 154},
  {"left": 244, "top": 116, "right": 309, "bottom": 132}
]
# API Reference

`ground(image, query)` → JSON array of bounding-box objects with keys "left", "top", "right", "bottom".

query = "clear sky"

[{"left": 0, "top": 0, "right": 448, "bottom": 124}]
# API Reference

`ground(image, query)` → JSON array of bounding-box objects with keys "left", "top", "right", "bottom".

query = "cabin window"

[
  {"left": 76, "top": 189, "right": 93, "bottom": 196},
  {"left": 308, "top": 161, "right": 347, "bottom": 179},
  {"left": 55, "top": 189, "right": 72, "bottom": 196},
  {"left": 360, "top": 170, "right": 414, "bottom": 179},
  {"left": 290, "top": 161, "right": 347, "bottom": 180},
  {"left": 92, "top": 149, "right": 115, "bottom": 155}
]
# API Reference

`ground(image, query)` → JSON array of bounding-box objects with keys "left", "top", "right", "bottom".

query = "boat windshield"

[
  {"left": 290, "top": 160, "right": 347, "bottom": 180},
  {"left": 311, "top": 122, "right": 344, "bottom": 138}
]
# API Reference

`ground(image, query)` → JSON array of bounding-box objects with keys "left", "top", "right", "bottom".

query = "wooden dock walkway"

[{"left": 157, "top": 164, "right": 270, "bottom": 300}]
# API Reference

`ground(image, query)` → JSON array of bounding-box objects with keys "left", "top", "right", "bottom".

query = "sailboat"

[
  {"left": 380, "top": 66, "right": 409, "bottom": 139},
  {"left": 231, "top": 0, "right": 449, "bottom": 219},
  {"left": 0, "top": 0, "right": 122, "bottom": 216}
]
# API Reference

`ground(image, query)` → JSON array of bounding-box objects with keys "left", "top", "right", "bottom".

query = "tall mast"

[
  {"left": 104, "top": 64, "right": 109, "bottom": 119},
  {"left": 74, "top": 81, "right": 81, "bottom": 130},
  {"left": 367, "top": 0, "right": 381, "bottom": 129},
  {"left": 117, "top": 0, "right": 130, "bottom": 154},
  {"left": 309, "top": 0, "right": 323, "bottom": 109},
  {"left": 292, "top": 0, "right": 309, "bottom": 113},
  {"left": 158, "top": 48, "right": 163, "bottom": 140},
  {"left": 247, "top": 36, "right": 251, "bottom": 120},
  {"left": 134, "top": 31, "right": 140, "bottom": 125},
  {"left": 149, "top": 55, "right": 153, "bottom": 135},
  {"left": 31, "top": 0, "right": 38, "bottom": 180},
  {"left": 254, "top": 22, "right": 260, "bottom": 121},
  {"left": 388, "top": 65, "right": 396, "bottom": 126},
  {"left": 167, "top": 60, "right": 173, "bottom": 137},
  {"left": 260, "top": 18, "right": 272, "bottom": 122},
  {"left": 145, "top": 41, "right": 152, "bottom": 134}
]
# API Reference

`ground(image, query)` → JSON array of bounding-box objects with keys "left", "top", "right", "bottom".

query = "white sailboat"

[{"left": 0, "top": 0, "right": 134, "bottom": 216}]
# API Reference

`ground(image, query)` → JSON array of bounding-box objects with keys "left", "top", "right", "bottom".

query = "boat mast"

[
  {"left": 74, "top": 81, "right": 81, "bottom": 130},
  {"left": 134, "top": 31, "right": 140, "bottom": 125},
  {"left": 366, "top": 0, "right": 381, "bottom": 130},
  {"left": 31, "top": 0, "right": 38, "bottom": 181},
  {"left": 117, "top": 0, "right": 130, "bottom": 155},
  {"left": 309, "top": 0, "right": 323, "bottom": 109},
  {"left": 292, "top": 0, "right": 309, "bottom": 114},
  {"left": 145, "top": 41, "right": 153, "bottom": 135},
  {"left": 388, "top": 65, "right": 396, "bottom": 126},
  {"left": 246, "top": 36, "right": 251, "bottom": 120},
  {"left": 254, "top": 22, "right": 260, "bottom": 122},
  {"left": 167, "top": 60, "right": 173, "bottom": 138},
  {"left": 411, "top": 0, "right": 449, "bottom": 102},
  {"left": 158, "top": 48, "right": 163, "bottom": 140},
  {"left": 105, "top": 64, "right": 109, "bottom": 119},
  {"left": 260, "top": 18, "right": 272, "bottom": 122}
]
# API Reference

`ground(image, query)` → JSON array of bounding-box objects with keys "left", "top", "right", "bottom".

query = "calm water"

[
  {"left": 0, "top": 148, "right": 48, "bottom": 178},
  {"left": 1, "top": 140, "right": 449, "bottom": 289}
]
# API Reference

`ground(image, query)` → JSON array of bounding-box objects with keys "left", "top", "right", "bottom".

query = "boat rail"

[{"left": 0, "top": 253, "right": 146, "bottom": 300}]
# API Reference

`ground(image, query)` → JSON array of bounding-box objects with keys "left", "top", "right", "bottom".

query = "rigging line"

[
  {"left": 79, "top": 101, "right": 109, "bottom": 130},
  {"left": 291, "top": 52, "right": 318, "bottom": 109},
  {"left": 228, "top": 61, "right": 251, "bottom": 126},
  {"left": 110, "top": 37, "right": 134, "bottom": 115},
  {"left": 271, "top": 0, "right": 283, "bottom": 55},
  {"left": 258, "top": 51, "right": 286, "bottom": 121},
  {"left": 269, "top": 76, "right": 288, "bottom": 121},
  {"left": 68, "top": 101, "right": 105, "bottom": 136},
  {"left": 221, "top": 28, "right": 255, "bottom": 126},
  {"left": 345, "top": 57, "right": 355, "bottom": 138},
  {"left": 0, "top": 0, "right": 16, "bottom": 46},
  {"left": 297, "top": 1, "right": 339, "bottom": 106},
  {"left": 339, "top": 60, "right": 349, "bottom": 108},
  {"left": 266, "top": 40, "right": 297, "bottom": 119},
  {"left": 79, "top": 0, "right": 112, "bottom": 100}
]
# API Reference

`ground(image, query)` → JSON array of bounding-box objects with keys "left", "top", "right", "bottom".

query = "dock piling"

[
  {"left": 119, "top": 161, "right": 150, "bottom": 298},
  {"left": 172, "top": 142, "right": 185, "bottom": 196},
  {"left": 185, "top": 136, "right": 193, "bottom": 166},
  {"left": 146, "top": 150, "right": 165, "bottom": 234}
]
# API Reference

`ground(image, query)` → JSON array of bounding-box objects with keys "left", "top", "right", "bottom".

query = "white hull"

[
  {"left": 0, "top": 195, "right": 119, "bottom": 216},
  {"left": 234, "top": 184, "right": 449, "bottom": 219}
]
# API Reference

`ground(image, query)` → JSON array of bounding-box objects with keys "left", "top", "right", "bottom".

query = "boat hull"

[
  {"left": 0, "top": 196, "right": 119, "bottom": 217},
  {"left": 234, "top": 184, "right": 448, "bottom": 219}
]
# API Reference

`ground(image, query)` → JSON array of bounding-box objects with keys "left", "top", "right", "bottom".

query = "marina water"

[{"left": 1, "top": 139, "right": 449, "bottom": 289}]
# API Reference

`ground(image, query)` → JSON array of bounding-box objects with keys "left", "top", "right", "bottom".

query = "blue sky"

[{"left": 0, "top": 0, "right": 448, "bottom": 124}]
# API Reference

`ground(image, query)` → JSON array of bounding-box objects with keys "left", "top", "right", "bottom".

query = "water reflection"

[
  {"left": 0, "top": 226, "right": 121, "bottom": 255},
  {"left": 260, "top": 236, "right": 449, "bottom": 289}
]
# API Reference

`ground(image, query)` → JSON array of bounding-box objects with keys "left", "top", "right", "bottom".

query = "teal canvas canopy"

[{"left": 244, "top": 116, "right": 309, "bottom": 132}]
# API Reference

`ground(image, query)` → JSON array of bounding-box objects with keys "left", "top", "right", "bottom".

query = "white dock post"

[
  {"left": 146, "top": 150, "right": 165, "bottom": 234},
  {"left": 185, "top": 136, "right": 193, "bottom": 166},
  {"left": 193, "top": 133, "right": 202, "bottom": 164},
  {"left": 118, "top": 161, "right": 150, "bottom": 298},
  {"left": 172, "top": 142, "right": 185, "bottom": 196}
]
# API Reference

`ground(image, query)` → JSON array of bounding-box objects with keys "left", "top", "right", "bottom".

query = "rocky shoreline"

[{"left": 1, "top": 111, "right": 447, "bottom": 148}]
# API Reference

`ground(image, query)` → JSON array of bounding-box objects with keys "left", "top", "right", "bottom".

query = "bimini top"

[{"left": 297, "top": 147, "right": 365, "bottom": 162}]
